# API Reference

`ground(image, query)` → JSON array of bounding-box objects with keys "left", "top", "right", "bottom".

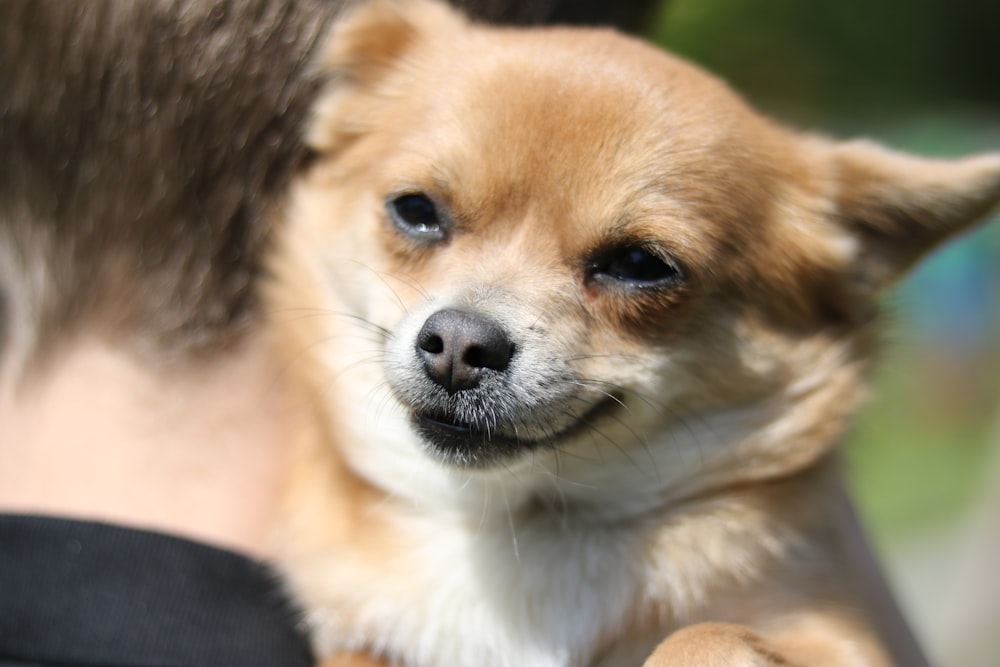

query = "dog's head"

[{"left": 277, "top": 0, "right": 1000, "bottom": 509}]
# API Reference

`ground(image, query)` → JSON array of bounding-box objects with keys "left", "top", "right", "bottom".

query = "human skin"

[{"left": 0, "top": 332, "right": 299, "bottom": 559}]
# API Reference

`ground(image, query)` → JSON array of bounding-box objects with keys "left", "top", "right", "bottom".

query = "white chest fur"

[{"left": 302, "top": 507, "right": 663, "bottom": 667}]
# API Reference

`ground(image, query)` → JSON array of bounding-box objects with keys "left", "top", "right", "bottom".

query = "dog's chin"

[{"left": 408, "top": 395, "right": 623, "bottom": 469}]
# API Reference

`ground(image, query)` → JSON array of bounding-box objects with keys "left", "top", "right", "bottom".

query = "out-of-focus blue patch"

[{"left": 893, "top": 214, "right": 1000, "bottom": 350}]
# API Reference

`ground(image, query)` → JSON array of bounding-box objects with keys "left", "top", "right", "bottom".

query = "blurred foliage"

[
  {"left": 646, "top": 0, "right": 1000, "bottom": 539},
  {"left": 649, "top": 0, "right": 1000, "bottom": 119}
]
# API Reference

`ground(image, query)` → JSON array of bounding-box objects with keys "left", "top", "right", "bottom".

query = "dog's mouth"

[
  {"left": 409, "top": 394, "right": 623, "bottom": 468},
  {"left": 416, "top": 412, "right": 477, "bottom": 435}
]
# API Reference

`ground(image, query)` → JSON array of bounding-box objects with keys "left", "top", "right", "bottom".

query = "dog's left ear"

[
  {"left": 828, "top": 140, "right": 1000, "bottom": 293},
  {"left": 307, "top": 0, "right": 467, "bottom": 153}
]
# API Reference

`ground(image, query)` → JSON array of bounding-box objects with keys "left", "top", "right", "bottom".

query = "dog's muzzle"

[
  {"left": 403, "top": 307, "right": 528, "bottom": 466},
  {"left": 389, "top": 305, "right": 621, "bottom": 467},
  {"left": 415, "top": 308, "right": 515, "bottom": 394}
]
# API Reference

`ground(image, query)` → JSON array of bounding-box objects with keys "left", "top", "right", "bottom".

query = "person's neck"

[{"left": 0, "top": 330, "right": 299, "bottom": 559}]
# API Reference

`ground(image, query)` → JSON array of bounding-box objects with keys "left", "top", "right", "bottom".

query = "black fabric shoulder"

[{"left": 0, "top": 514, "right": 313, "bottom": 667}]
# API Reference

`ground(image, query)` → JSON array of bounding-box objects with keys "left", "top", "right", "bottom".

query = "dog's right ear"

[
  {"left": 308, "top": 0, "right": 467, "bottom": 153},
  {"left": 826, "top": 141, "right": 1000, "bottom": 296}
]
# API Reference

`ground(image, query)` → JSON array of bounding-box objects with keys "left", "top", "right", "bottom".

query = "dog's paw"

[{"left": 643, "top": 623, "right": 793, "bottom": 667}]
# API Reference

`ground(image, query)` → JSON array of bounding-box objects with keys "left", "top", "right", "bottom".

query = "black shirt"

[{"left": 0, "top": 515, "right": 313, "bottom": 667}]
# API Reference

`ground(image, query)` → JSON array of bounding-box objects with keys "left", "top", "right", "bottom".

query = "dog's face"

[{"left": 277, "top": 0, "right": 1000, "bottom": 508}]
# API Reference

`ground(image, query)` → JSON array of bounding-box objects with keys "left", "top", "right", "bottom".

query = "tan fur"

[{"left": 266, "top": 2, "right": 1000, "bottom": 665}]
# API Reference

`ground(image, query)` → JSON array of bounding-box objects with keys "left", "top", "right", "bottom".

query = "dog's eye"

[
  {"left": 386, "top": 193, "right": 446, "bottom": 242},
  {"left": 589, "top": 245, "right": 682, "bottom": 288}
]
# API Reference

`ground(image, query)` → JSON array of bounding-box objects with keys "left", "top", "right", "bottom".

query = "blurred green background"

[{"left": 645, "top": 1, "right": 1000, "bottom": 665}]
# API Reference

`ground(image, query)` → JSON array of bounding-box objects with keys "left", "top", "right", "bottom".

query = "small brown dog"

[{"left": 267, "top": 1, "right": 1000, "bottom": 665}]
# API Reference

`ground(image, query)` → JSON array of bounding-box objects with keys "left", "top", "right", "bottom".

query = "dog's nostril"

[
  {"left": 415, "top": 308, "right": 514, "bottom": 393},
  {"left": 418, "top": 331, "right": 445, "bottom": 355},
  {"left": 463, "top": 339, "right": 513, "bottom": 372}
]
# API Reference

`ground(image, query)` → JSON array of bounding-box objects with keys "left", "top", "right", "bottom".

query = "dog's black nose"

[{"left": 416, "top": 308, "right": 514, "bottom": 394}]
